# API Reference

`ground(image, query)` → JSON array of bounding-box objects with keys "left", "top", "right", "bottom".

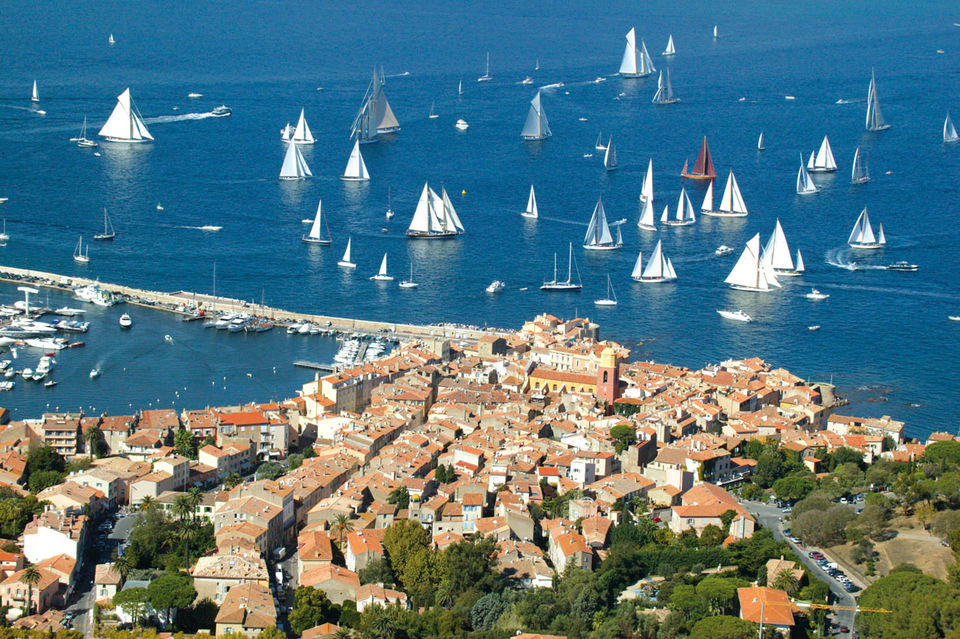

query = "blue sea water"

[{"left": 0, "top": 1, "right": 958, "bottom": 436}]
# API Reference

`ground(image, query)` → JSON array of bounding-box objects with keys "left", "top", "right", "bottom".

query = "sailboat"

[
  {"left": 662, "top": 188, "right": 697, "bottom": 226},
  {"left": 370, "top": 253, "right": 394, "bottom": 281},
  {"left": 807, "top": 135, "right": 837, "bottom": 172},
  {"left": 535, "top": 58, "right": 540, "bottom": 71},
  {"left": 851, "top": 146, "right": 870, "bottom": 184},
  {"left": 652, "top": 70, "right": 679, "bottom": 105},
  {"left": 406, "top": 182, "right": 465, "bottom": 239},
  {"left": 0, "top": 219, "right": 9, "bottom": 243},
  {"left": 725, "top": 234, "right": 781, "bottom": 292},
  {"left": 340, "top": 140, "right": 370, "bottom": 181},
  {"left": 399, "top": 264, "right": 418, "bottom": 289},
  {"left": 93, "top": 209, "right": 116, "bottom": 241},
  {"left": 338, "top": 238, "right": 357, "bottom": 269},
  {"left": 31, "top": 80, "right": 39, "bottom": 103},
  {"left": 595, "top": 132, "right": 607, "bottom": 151},
  {"left": 762, "top": 219, "right": 804, "bottom": 276},
  {"left": 640, "top": 158, "right": 654, "bottom": 202},
  {"left": 279, "top": 141, "right": 312, "bottom": 180},
  {"left": 583, "top": 197, "right": 622, "bottom": 250},
  {"left": 73, "top": 236, "right": 90, "bottom": 263},
  {"left": 458, "top": 79, "right": 463, "bottom": 96},
  {"left": 945, "top": 113, "right": 959, "bottom": 143},
  {"left": 478, "top": 52, "right": 493, "bottom": 82},
  {"left": 520, "top": 91, "right": 552, "bottom": 140},
  {"left": 428, "top": 102, "right": 439, "bottom": 119},
  {"left": 865, "top": 69, "right": 890, "bottom": 132},
  {"left": 619, "top": 28, "right": 655, "bottom": 78},
  {"left": 796, "top": 154, "right": 819, "bottom": 194},
  {"left": 290, "top": 108, "right": 315, "bottom": 144},
  {"left": 603, "top": 136, "right": 617, "bottom": 170},
  {"left": 713, "top": 25, "right": 719, "bottom": 39},
  {"left": 98, "top": 88, "right": 153, "bottom": 142},
  {"left": 681, "top": 137, "right": 715, "bottom": 179},
  {"left": 631, "top": 240, "right": 677, "bottom": 283},
  {"left": 108, "top": 33, "right": 115, "bottom": 45},
  {"left": 663, "top": 35, "right": 676, "bottom": 56},
  {"left": 848, "top": 207, "right": 886, "bottom": 249},
  {"left": 757, "top": 132, "right": 765, "bottom": 151},
  {"left": 386, "top": 187, "right": 394, "bottom": 219},
  {"left": 351, "top": 68, "right": 401, "bottom": 143},
  {"left": 302, "top": 201, "right": 332, "bottom": 245},
  {"left": 637, "top": 196, "right": 657, "bottom": 231},
  {"left": 541, "top": 243, "right": 582, "bottom": 291},
  {"left": 704, "top": 170, "right": 748, "bottom": 217},
  {"left": 594, "top": 275, "right": 618, "bottom": 306},
  {"left": 700, "top": 181, "right": 714, "bottom": 215},
  {"left": 72, "top": 117, "right": 99, "bottom": 148},
  {"left": 522, "top": 185, "right": 539, "bottom": 219}
]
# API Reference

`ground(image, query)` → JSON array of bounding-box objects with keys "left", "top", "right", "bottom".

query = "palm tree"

[
  {"left": 333, "top": 630, "right": 352, "bottom": 639},
  {"left": 84, "top": 427, "right": 105, "bottom": 457},
  {"left": 173, "top": 494, "right": 193, "bottom": 521},
  {"left": 176, "top": 526, "right": 197, "bottom": 569},
  {"left": 112, "top": 554, "right": 131, "bottom": 582},
  {"left": 188, "top": 487, "right": 203, "bottom": 522},
  {"left": 139, "top": 496, "right": 155, "bottom": 512},
  {"left": 330, "top": 513, "right": 354, "bottom": 548},
  {"left": 19, "top": 566, "right": 41, "bottom": 615}
]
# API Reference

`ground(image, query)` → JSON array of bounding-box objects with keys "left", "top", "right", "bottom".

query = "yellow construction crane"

[{"left": 794, "top": 601, "right": 892, "bottom": 614}]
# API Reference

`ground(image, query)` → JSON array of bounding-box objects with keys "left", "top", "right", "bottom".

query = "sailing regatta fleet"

[{"left": 19, "top": 29, "right": 931, "bottom": 313}]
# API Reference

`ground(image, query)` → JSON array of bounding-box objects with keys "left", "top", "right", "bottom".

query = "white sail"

[
  {"left": 717, "top": 170, "right": 748, "bottom": 216},
  {"left": 378, "top": 254, "right": 389, "bottom": 276},
  {"left": 851, "top": 146, "right": 869, "bottom": 183},
  {"left": 341, "top": 140, "right": 370, "bottom": 181},
  {"left": 640, "top": 158, "right": 654, "bottom": 202},
  {"left": 713, "top": 25, "right": 718, "bottom": 38},
  {"left": 641, "top": 240, "right": 672, "bottom": 280},
  {"left": 408, "top": 183, "right": 437, "bottom": 234},
  {"left": 762, "top": 219, "right": 795, "bottom": 271},
  {"left": 725, "top": 234, "right": 781, "bottom": 291},
  {"left": 638, "top": 197, "right": 656, "bottom": 230},
  {"left": 631, "top": 251, "right": 644, "bottom": 278},
  {"left": 848, "top": 207, "right": 884, "bottom": 246},
  {"left": 98, "top": 88, "right": 153, "bottom": 142},
  {"left": 523, "top": 185, "right": 539, "bottom": 218},
  {"left": 458, "top": 79, "right": 463, "bottom": 96},
  {"left": 865, "top": 69, "right": 890, "bottom": 131},
  {"left": 279, "top": 140, "right": 311, "bottom": 180},
  {"left": 665, "top": 258, "right": 677, "bottom": 280},
  {"left": 604, "top": 136, "right": 617, "bottom": 169},
  {"left": 797, "top": 154, "right": 818, "bottom": 194},
  {"left": 810, "top": 136, "right": 837, "bottom": 171},
  {"left": 31, "top": 80, "right": 39, "bottom": 102},
  {"left": 292, "top": 108, "right": 315, "bottom": 144},
  {"left": 945, "top": 113, "right": 959, "bottom": 143},
  {"left": 700, "top": 181, "right": 714, "bottom": 213},
  {"left": 639, "top": 40, "right": 656, "bottom": 75},
  {"left": 307, "top": 201, "right": 325, "bottom": 240},
  {"left": 795, "top": 249, "right": 805, "bottom": 273},
  {"left": 664, "top": 35, "right": 676, "bottom": 56},
  {"left": 341, "top": 238, "right": 353, "bottom": 263},
  {"left": 440, "top": 186, "right": 465, "bottom": 232},
  {"left": 374, "top": 76, "right": 400, "bottom": 133},
  {"left": 660, "top": 204, "right": 669, "bottom": 224},
  {"left": 757, "top": 131, "right": 765, "bottom": 150},
  {"left": 584, "top": 197, "right": 616, "bottom": 248},
  {"left": 521, "top": 91, "right": 551, "bottom": 140},
  {"left": 652, "top": 69, "right": 677, "bottom": 104},
  {"left": 619, "top": 28, "right": 639, "bottom": 76},
  {"left": 665, "top": 188, "right": 696, "bottom": 225}
]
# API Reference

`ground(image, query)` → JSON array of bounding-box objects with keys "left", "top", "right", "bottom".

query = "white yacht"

[
  {"left": 805, "top": 289, "right": 830, "bottom": 301},
  {"left": 119, "top": 313, "right": 132, "bottom": 328},
  {"left": 486, "top": 280, "right": 505, "bottom": 294},
  {"left": 717, "top": 309, "right": 752, "bottom": 322}
]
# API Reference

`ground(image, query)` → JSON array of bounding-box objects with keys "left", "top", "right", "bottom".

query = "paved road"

[{"left": 741, "top": 500, "right": 858, "bottom": 636}]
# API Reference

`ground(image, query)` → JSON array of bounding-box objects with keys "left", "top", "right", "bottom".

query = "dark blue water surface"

[{"left": 0, "top": 1, "right": 958, "bottom": 436}]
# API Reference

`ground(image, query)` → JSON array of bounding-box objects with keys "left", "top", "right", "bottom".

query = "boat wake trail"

[
  {"left": 0, "top": 104, "right": 38, "bottom": 113},
  {"left": 539, "top": 216, "right": 588, "bottom": 227},
  {"left": 383, "top": 71, "right": 410, "bottom": 79},
  {"left": 144, "top": 112, "right": 217, "bottom": 124},
  {"left": 835, "top": 98, "right": 865, "bottom": 104}
]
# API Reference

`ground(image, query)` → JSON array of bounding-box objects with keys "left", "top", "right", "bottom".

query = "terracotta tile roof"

[{"left": 737, "top": 586, "right": 795, "bottom": 627}]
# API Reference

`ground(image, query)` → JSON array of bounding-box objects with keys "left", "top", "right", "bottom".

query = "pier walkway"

[{"left": 0, "top": 265, "right": 508, "bottom": 342}]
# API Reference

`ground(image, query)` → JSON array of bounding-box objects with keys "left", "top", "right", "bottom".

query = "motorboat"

[
  {"left": 211, "top": 105, "right": 232, "bottom": 117},
  {"left": 886, "top": 261, "right": 918, "bottom": 272},
  {"left": 805, "top": 289, "right": 830, "bottom": 301},
  {"left": 89, "top": 368, "right": 101, "bottom": 379},
  {"left": 486, "top": 280, "right": 505, "bottom": 294},
  {"left": 717, "top": 309, "right": 753, "bottom": 322},
  {"left": 455, "top": 119, "right": 469, "bottom": 131},
  {"left": 119, "top": 314, "right": 132, "bottom": 328},
  {"left": 715, "top": 245, "right": 734, "bottom": 257}
]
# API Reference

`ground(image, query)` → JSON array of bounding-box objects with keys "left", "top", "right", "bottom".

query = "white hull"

[
  {"left": 717, "top": 310, "right": 753, "bottom": 322},
  {"left": 774, "top": 269, "right": 803, "bottom": 277},
  {"left": 583, "top": 244, "right": 621, "bottom": 251},
  {"left": 370, "top": 275, "right": 394, "bottom": 282},
  {"left": 637, "top": 223, "right": 657, "bottom": 231},
  {"left": 807, "top": 167, "right": 836, "bottom": 173},
  {"left": 399, "top": 282, "right": 418, "bottom": 289},
  {"left": 702, "top": 211, "right": 748, "bottom": 218},
  {"left": 302, "top": 237, "right": 331, "bottom": 245},
  {"left": 337, "top": 261, "right": 357, "bottom": 269},
  {"left": 633, "top": 276, "right": 676, "bottom": 283},
  {"left": 101, "top": 136, "right": 152, "bottom": 144},
  {"left": 540, "top": 283, "right": 581, "bottom": 292},
  {"left": 339, "top": 176, "right": 368, "bottom": 182},
  {"left": 848, "top": 242, "right": 884, "bottom": 249},
  {"left": 728, "top": 284, "right": 774, "bottom": 292},
  {"left": 661, "top": 220, "right": 695, "bottom": 227},
  {"left": 620, "top": 72, "right": 652, "bottom": 79},
  {"left": 594, "top": 299, "right": 617, "bottom": 306}
]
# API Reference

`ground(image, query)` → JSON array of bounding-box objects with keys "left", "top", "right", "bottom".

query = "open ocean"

[{"left": 0, "top": 1, "right": 958, "bottom": 437}]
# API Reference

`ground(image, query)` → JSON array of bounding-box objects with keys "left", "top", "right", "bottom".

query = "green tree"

[
  {"left": 26, "top": 445, "right": 65, "bottom": 476},
  {"left": 113, "top": 586, "right": 150, "bottom": 625},
  {"left": 19, "top": 566, "right": 41, "bottom": 615},
  {"left": 358, "top": 558, "right": 395, "bottom": 586},
  {"left": 224, "top": 472, "right": 243, "bottom": 489},
  {"left": 382, "top": 519, "right": 431, "bottom": 586},
  {"left": 174, "top": 429, "right": 197, "bottom": 459},
  {"left": 112, "top": 554, "right": 131, "bottom": 581},
  {"left": 470, "top": 592, "right": 507, "bottom": 631},
  {"left": 403, "top": 548, "right": 442, "bottom": 607},
  {"left": 610, "top": 424, "right": 637, "bottom": 454},
  {"left": 699, "top": 524, "right": 726, "bottom": 547},
  {"left": 256, "top": 462, "right": 285, "bottom": 481},
  {"left": 439, "top": 535, "right": 500, "bottom": 600},
  {"left": 28, "top": 469, "right": 64, "bottom": 493},
  {"left": 287, "top": 454, "right": 304, "bottom": 470},
  {"left": 84, "top": 426, "right": 109, "bottom": 458},
  {"left": 386, "top": 487, "right": 409, "bottom": 510},
  {"left": 147, "top": 573, "right": 197, "bottom": 625},
  {"left": 688, "top": 615, "right": 757, "bottom": 639},
  {"left": 923, "top": 441, "right": 960, "bottom": 468},
  {"left": 772, "top": 475, "right": 816, "bottom": 503},
  {"left": 256, "top": 626, "right": 287, "bottom": 639},
  {"left": 288, "top": 586, "right": 340, "bottom": 635},
  {"left": 695, "top": 576, "right": 746, "bottom": 615},
  {"left": 771, "top": 570, "right": 800, "bottom": 596},
  {"left": 857, "top": 570, "right": 960, "bottom": 638},
  {"left": 173, "top": 494, "right": 194, "bottom": 521},
  {"left": 330, "top": 513, "right": 355, "bottom": 548}
]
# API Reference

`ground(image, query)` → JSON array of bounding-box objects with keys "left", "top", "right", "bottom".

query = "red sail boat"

[{"left": 681, "top": 136, "right": 717, "bottom": 180}]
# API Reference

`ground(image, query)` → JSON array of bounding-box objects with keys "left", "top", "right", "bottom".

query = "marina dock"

[{"left": 0, "top": 265, "right": 507, "bottom": 343}]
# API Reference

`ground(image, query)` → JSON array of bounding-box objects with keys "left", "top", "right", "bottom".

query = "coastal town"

[{"left": 0, "top": 311, "right": 951, "bottom": 639}]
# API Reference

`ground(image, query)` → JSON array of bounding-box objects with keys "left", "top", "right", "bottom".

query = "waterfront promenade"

[{"left": 0, "top": 265, "right": 506, "bottom": 342}]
